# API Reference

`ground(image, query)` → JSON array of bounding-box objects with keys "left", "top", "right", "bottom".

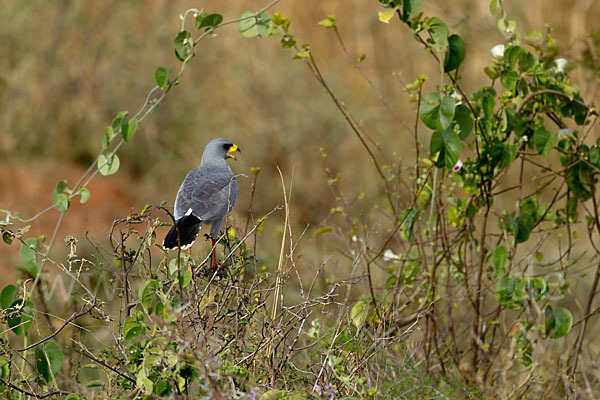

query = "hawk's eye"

[{"left": 223, "top": 143, "right": 232, "bottom": 150}]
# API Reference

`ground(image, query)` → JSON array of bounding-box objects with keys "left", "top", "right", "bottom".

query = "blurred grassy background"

[{"left": 1, "top": 0, "right": 599, "bottom": 286}]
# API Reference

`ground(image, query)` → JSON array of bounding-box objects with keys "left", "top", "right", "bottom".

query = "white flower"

[
  {"left": 558, "top": 128, "right": 572, "bottom": 139},
  {"left": 451, "top": 91, "right": 462, "bottom": 106},
  {"left": 453, "top": 159, "right": 463, "bottom": 172},
  {"left": 351, "top": 235, "right": 358, "bottom": 242},
  {"left": 554, "top": 58, "right": 568, "bottom": 73},
  {"left": 383, "top": 249, "right": 401, "bottom": 262},
  {"left": 491, "top": 44, "right": 505, "bottom": 60}
]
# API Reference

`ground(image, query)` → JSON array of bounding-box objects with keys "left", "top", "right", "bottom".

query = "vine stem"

[{"left": 570, "top": 187, "right": 600, "bottom": 377}]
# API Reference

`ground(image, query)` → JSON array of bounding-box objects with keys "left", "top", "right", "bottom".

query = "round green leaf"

[
  {"left": 0, "top": 285, "right": 18, "bottom": 309},
  {"left": 492, "top": 245, "right": 507, "bottom": 274},
  {"left": 124, "top": 316, "right": 144, "bottom": 340},
  {"left": 2, "top": 231, "right": 13, "bottom": 245},
  {"left": 553, "top": 306, "right": 573, "bottom": 338},
  {"left": 20, "top": 238, "right": 38, "bottom": 278},
  {"left": 444, "top": 34, "right": 466, "bottom": 72},
  {"left": 426, "top": 17, "right": 449, "bottom": 53},
  {"left": 439, "top": 96, "right": 456, "bottom": 130},
  {"left": 402, "top": 0, "right": 424, "bottom": 22},
  {"left": 121, "top": 117, "right": 137, "bottom": 142},
  {"left": 35, "top": 340, "right": 64, "bottom": 382},
  {"left": 518, "top": 50, "right": 536, "bottom": 73},
  {"left": 500, "top": 70, "right": 518, "bottom": 90},
  {"left": 154, "top": 67, "right": 169, "bottom": 91},
  {"left": 52, "top": 180, "right": 70, "bottom": 212},
  {"left": 0, "top": 356, "right": 9, "bottom": 380},
  {"left": 195, "top": 13, "right": 223, "bottom": 30},
  {"left": 430, "top": 127, "right": 460, "bottom": 168},
  {"left": 97, "top": 153, "right": 120, "bottom": 176},
  {"left": 139, "top": 279, "right": 159, "bottom": 314},
  {"left": 420, "top": 92, "right": 456, "bottom": 131},
  {"left": 533, "top": 126, "right": 557, "bottom": 156},
  {"left": 239, "top": 11, "right": 271, "bottom": 38},
  {"left": 454, "top": 104, "right": 473, "bottom": 139},
  {"left": 174, "top": 30, "right": 191, "bottom": 61},
  {"left": 155, "top": 380, "right": 172, "bottom": 396},
  {"left": 78, "top": 187, "right": 90, "bottom": 204},
  {"left": 350, "top": 300, "right": 368, "bottom": 328},
  {"left": 505, "top": 45, "right": 521, "bottom": 69},
  {"left": 589, "top": 147, "right": 600, "bottom": 167},
  {"left": 52, "top": 193, "right": 70, "bottom": 213}
]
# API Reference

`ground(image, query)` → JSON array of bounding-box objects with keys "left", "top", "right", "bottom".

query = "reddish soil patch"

[{"left": 0, "top": 161, "right": 136, "bottom": 287}]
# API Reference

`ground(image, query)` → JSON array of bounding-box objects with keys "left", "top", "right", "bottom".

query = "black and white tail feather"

[{"left": 162, "top": 209, "right": 202, "bottom": 250}]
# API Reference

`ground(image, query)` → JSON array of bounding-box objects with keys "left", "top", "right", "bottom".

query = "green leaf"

[
  {"left": 124, "top": 316, "right": 144, "bottom": 340},
  {"left": 454, "top": 104, "right": 473, "bottom": 139},
  {"left": 426, "top": 17, "right": 449, "bottom": 53},
  {"left": 590, "top": 147, "right": 600, "bottom": 167},
  {"left": 489, "top": 0, "right": 500, "bottom": 16},
  {"left": 505, "top": 46, "right": 521, "bottom": 69},
  {"left": 120, "top": 116, "right": 129, "bottom": 141},
  {"left": 281, "top": 34, "right": 297, "bottom": 49},
  {"left": 293, "top": 44, "right": 311, "bottom": 60},
  {"left": 420, "top": 92, "right": 455, "bottom": 131},
  {"left": 0, "top": 355, "right": 8, "bottom": 380},
  {"left": 533, "top": 126, "right": 557, "bottom": 156},
  {"left": 7, "top": 299, "right": 34, "bottom": 335},
  {"left": 518, "top": 50, "right": 536, "bottom": 73},
  {"left": 111, "top": 111, "right": 127, "bottom": 132},
  {"left": 174, "top": 30, "right": 191, "bottom": 61},
  {"left": 430, "top": 127, "right": 460, "bottom": 168},
  {"left": 97, "top": 153, "right": 120, "bottom": 176},
  {"left": 500, "top": 70, "right": 518, "bottom": 90},
  {"left": 2, "top": 231, "right": 13, "bottom": 245},
  {"left": 139, "top": 279, "right": 159, "bottom": 314},
  {"left": 525, "top": 29, "right": 543, "bottom": 42},
  {"left": 402, "top": 0, "right": 424, "bottom": 21},
  {"left": 35, "top": 340, "right": 64, "bottom": 382},
  {"left": 545, "top": 305, "right": 555, "bottom": 336},
  {"left": 137, "top": 369, "right": 154, "bottom": 395},
  {"left": 482, "top": 95, "right": 495, "bottom": 118},
  {"left": 52, "top": 180, "right": 70, "bottom": 212},
  {"left": 20, "top": 238, "right": 38, "bottom": 278},
  {"left": 553, "top": 306, "right": 573, "bottom": 338},
  {"left": 492, "top": 245, "right": 507, "bottom": 274},
  {"left": 51, "top": 193, "right": 69, "bottom": 213},
  {"left": 179, "top": 269, "right": 192, "bottom": 288},
  {"left": 318, "top": 14, "right": 336, "bottom": 29},
  {"left": 439, "top": 96, "right": 456, "bottom": 129},
  {"left": 515, "top": 214, "right": 534, "bottom": 243},
  {"left": 0, "top": 285, "right": 18, "bottom": 309},
  {"left": 65, "top": 395, "right": 81, "bottom": 400},
  {"left": 399, "top": 208, "right": 420, "bottom": 243},
  {"left": 195, "top": 13, "right": 223, "bottom": 30},
  {"left": 350, "top": 300, "right": 368, "bottom": 328},
  {"left": 238, "top": 11, "right": 272, "bottom": 38},
  {"left": 501, "top": 107, "right": 516, "bottom": 132},
  {"left": 155, "top": 380, "right": 171, "bottom": 396},
  {"left": 378, "top": 10, "right": 395, "bottom": 23},
  {"left": 102, "top": 126, "right": 115, "bottom": 149},
  {"left": 121, "top": 117, "right": 137, "bottom": 142},
  {"left": 496, "top": 276, "right": 525, "bottom": 309},
  {"left": 444, "top": 34, "right": 466, "bottom": 72},
  {"left": 78, "top": 187, "right": 90, "bottom": 204},
  {"left": 154, "top": 67, "right": 169, "bottom": 91}
]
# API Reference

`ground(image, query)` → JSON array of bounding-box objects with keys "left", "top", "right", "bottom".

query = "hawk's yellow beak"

[{"left": 226, "top": 144, "right": 241, "bottom": 159}]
